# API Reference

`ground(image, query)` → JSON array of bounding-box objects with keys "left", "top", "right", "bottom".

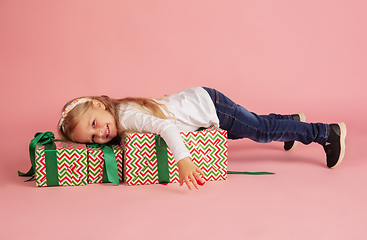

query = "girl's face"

[{"left": 72, "top": 101, "right": 118, "bottom": 144}]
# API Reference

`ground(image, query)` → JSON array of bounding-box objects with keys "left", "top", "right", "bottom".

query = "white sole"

[
  {"left": 298, "top": 112, "right": 306, "bottom": 123},
  {"left": 330, "top": 122, "right": 347, "bottom": 168}
]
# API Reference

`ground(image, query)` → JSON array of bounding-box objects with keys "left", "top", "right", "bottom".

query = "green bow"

[{"left": 18, "top": 132, "right": 56, "bottom": 180}]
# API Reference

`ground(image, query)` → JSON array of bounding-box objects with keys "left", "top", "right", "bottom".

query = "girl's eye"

[{"left": 92, "top": 120, "right": 96, "bottom": 128}]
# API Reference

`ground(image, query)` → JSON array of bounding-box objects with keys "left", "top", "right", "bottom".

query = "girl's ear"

[{"left": 92, "top": 100, "right": 106, "bottom": 110}]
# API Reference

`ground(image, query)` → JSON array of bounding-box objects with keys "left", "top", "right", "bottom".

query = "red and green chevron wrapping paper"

[
  {"left": 123, "top": 128, "right": 228, "bottom": 186},
  {"left": 87, "top": 145, "right": 123, "bottom": 183},
  {"left": 35, "top": 141, "right": 88, "bottom": 187}
]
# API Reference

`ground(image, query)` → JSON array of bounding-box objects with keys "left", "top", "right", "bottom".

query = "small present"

[
  {"left": 19, "top": 132, "right": 123, "bottom": 187},
  {"left": 123, "top": 127, "right": 228, "bottom": 186},
  {"left": 35, "top": 140, "right": 88, "bottom": 187},
  {"left": 87, "top": 144, "right": 123, "bottom": 184}
]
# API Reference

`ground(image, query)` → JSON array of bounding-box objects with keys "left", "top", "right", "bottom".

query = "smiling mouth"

[{"left": 106, "top": 125, "right": 110, "bottom": 138}]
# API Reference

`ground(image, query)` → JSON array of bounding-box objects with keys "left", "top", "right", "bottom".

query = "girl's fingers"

[
  {"left": 184, "top": 177, "right": 193, "bottom": 190},
  {"left": 194, "top": 168, "right": 205, "bottom": 184},
  {"left": 180, "top": 168, "right": 205, "bottom": 190},
  {"left": 189, "top": 174, "right": 199, "bottom": 189}
]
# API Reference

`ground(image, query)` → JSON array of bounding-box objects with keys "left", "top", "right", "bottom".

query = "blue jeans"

[{"left": 203, "top": 87, "right": 329, "bottom": 145}]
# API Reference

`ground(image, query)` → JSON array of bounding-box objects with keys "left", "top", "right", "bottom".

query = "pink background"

[{"left": 1, "top": 1, "right": 366, "bottom": 239}]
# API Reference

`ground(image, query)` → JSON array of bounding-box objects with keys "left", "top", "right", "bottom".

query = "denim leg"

[
  {"left": 202, "top": 87, "right": 329, "bottom": 145},
  {"left": 259, "top": 113, "right": 293, "bottom": 120}
]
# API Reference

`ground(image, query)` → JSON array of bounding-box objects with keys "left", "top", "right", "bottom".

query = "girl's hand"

[{"left": 177, "top": 157, "right": 205, "bottom": 190}]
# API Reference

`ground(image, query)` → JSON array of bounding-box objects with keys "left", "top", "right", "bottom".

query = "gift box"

[
  {"left": 123, "top": 127, "right": 228, "bottom": 186},
  {"left": 19, "top": 132, "right": 123, "bottom": 187},
  {"left": 87, "top": 145, "right": 123, "bottom": 184},
  {"left": 35, "top": 141, "right": 88, "bottom": 187}
]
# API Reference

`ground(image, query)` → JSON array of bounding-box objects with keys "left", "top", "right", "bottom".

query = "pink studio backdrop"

[{"left": 1, "top": 1, "right": 366, "bottom": 239}]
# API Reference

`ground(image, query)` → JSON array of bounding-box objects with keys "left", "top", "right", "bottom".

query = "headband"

[{"left": 58, "top": 97, "right": 92, "bottom": 130}]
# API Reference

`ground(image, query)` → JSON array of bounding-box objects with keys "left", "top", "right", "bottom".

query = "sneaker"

[
  {"left": 284, "top": 112, "right": 306, "bottom": 151},
  {"left": 323, "top": 122, "right": 347, "bottom": 168}
]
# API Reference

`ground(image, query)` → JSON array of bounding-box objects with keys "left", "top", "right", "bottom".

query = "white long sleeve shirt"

[{"left": 117, "top": 87, "right": 219, "bottom": 162}]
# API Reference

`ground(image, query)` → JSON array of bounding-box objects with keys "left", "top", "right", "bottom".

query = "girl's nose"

[{"left": 93, "top": 128, "right": 103, "bottom": 138}]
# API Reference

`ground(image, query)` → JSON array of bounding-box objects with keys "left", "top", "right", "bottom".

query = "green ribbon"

[
  {"left": 44, "top": 139, "right": 58, "bottom": 186},
  {"left": 87, "top": 144, "right": 119, "bottom": 185},
  {"left": 227, "top": 171, "right": 275, "bottom": 175},
  {"left": 154, "top": 135, "right": 170, "bottom": 184},
  {"left": 18, "top": 132, "right": 60, "bottom": 186}
]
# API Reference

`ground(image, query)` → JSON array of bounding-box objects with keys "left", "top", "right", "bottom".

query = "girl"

[{"left": 58, "top": 87, "right": 347, "bottom": 190}]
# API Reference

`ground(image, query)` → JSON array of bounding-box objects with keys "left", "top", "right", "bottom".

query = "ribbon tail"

[
  {"left": 227, "top": 171, "right": 275, "bottom": 175},
  {"left": 18, "top": 168, "right": 36, "bottom": 182},
  {"left": 18, "top": 167, "right": 34, "bottom": 177},
  {"left": 24, "top": 175, "right": 36, "bottom": 182},
  {"left": 102, "top": 145, "right": 119, "bottom": 185}
]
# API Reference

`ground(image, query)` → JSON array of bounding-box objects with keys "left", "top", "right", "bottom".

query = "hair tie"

[{"left": 58, "top": 97, "right": 92, "bottom": 130}]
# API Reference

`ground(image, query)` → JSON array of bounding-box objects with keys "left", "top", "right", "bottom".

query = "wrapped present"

[
  {"left": 18, "top": 132, "right": 121, "bottom": 187},
  {"left": 123, "top": 127, "right": 228, "bottom": 186},
  {"left": 35, "top": 140, "right": 88, "bottom": 187},
  {"left": 87, "top": 144, "right": 123, "bottom": 184}
]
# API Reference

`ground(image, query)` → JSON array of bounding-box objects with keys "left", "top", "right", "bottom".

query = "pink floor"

[
  {"left": 1, "top": 1, "right": 367, "bottom": 239},
  {"left": 2, "top": 117, "right": 367, "bottom": 239}
]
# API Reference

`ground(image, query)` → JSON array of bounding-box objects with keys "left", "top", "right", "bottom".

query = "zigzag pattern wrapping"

[
  {"left": 87, "top": 145, "right": 123, "bottom": 184},
  {"left": 35, "top": 142, "right": 88, "bottom": 187},
  {"left": 123, "top": 128, "right": 228, "bottom": 186}
]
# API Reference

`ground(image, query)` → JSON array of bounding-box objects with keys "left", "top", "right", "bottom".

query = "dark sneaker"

[
  {"left": 284, "top": 112, "right": 306, "bottom": 151},
  {"left": 323, "top": 122, "right": 347, "bottom": 168}
]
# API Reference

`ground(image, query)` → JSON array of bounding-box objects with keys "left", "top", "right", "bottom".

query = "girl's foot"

[
  {"left": 324, "top": 122, "right": 347, "bottom": 168},
  {"left": 284, "top": 112, "right": 306, "bottom": 151}
]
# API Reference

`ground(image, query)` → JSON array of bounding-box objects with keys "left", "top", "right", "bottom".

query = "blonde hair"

[{"left": 58, "top": 95, "right": 173, "bottom": 143}]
